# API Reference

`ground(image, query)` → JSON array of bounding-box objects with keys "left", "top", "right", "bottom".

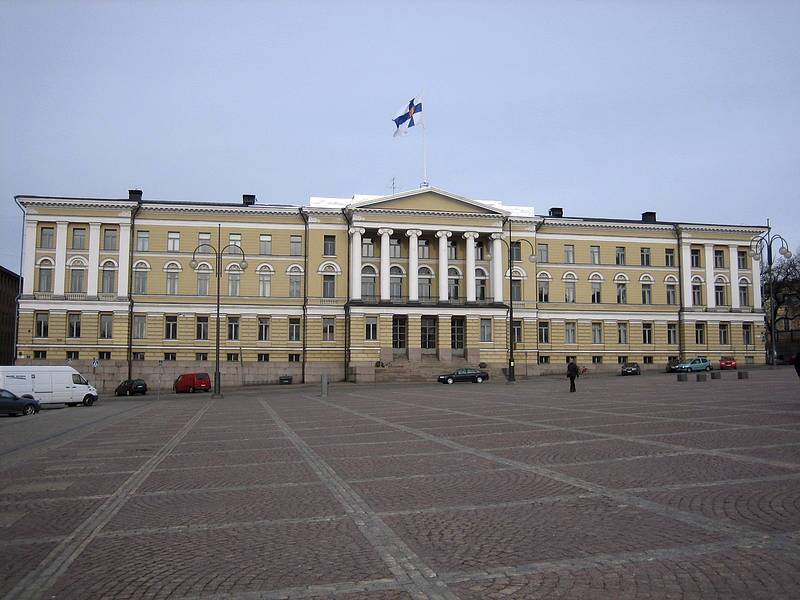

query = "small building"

[{"left": 0, "top": 264, "right": 21, "bottom": 365}]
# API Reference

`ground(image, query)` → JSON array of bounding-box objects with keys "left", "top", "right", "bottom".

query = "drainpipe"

[
  {"left": 533, "top": 217, "right": 544, "bottom": 372},
  {"left": 673, "top": 224, "right": 686, "bottom": 361},
  {"left": 126, "top": 191, "right": 143, "bottom": 380},
  {"left": 343, "top": 208, "right": 353, "bottom": 381},
  {"left": 300, "top": 208, "right": 309, "bottom": 384}
]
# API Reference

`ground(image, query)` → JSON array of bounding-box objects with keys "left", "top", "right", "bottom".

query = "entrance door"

[
  {"left": 451, "top": 317, "right": 465, "bottom": 357},
  {"left": 392, "top": 316, "right": 407, "bottom": 356},
  {"left": 421, "top": 316, "right": 437, "bottom": 354}
]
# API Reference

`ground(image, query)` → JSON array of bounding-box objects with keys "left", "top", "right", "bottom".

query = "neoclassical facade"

[{"left": 15, "top": 188, "right": 767, "bottom": 386}]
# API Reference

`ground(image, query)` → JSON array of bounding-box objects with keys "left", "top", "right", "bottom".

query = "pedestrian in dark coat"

[
  {"left": 567, "top": 359, "right": 579, "bottom": 393},
  {"left": 795, "top": 353, "right": 800, "bottom": 382}
]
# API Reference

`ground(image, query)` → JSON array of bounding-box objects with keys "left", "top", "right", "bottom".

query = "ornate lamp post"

[
  {"left": 190, "top": 228, "right": 248, "bottom": 397},
  {"left": 749, "top": 227, "right": 791, "bottom": 366}
]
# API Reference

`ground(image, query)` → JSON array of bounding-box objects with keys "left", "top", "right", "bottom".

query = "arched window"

[
  {"left": 257, "top": 264, "right": 273, "bottom": 297},
  {"left": 361, "top": 265, "right": 377, "bottom": 299},
  {"left": 68, "top": 258, "right": 87, "bottom": 293},
  {"left": 588, "top": 272, "right": 603, "bottom": 304},
  {"left": 537, "top": 271, "right": 551, "bottom": 303},
  {"left": 738, "top": 276, "right": 751, "bottom": 307},
  {"left": 691, "top": 275, "right": 704, "bottom": 306},
  {"left": 715, "top": 275, "right": 729, "bottom": 306},
  {"left": 100, "top": 260, "right": 117, "bottom": 294},
  {"left": 390, "top": 266, "right": 403, "bottom": 300},
  {"left": 132, "top": 261, "right": 150, "bottom": 294},
  {"left": 37, "top": 258, "right": 54, "bottom": 293},
  {"left": 508, "top": 267, "right": 527, "bottom": 302},
  {"left": 164, "top": 261, "right": 181, "bottom": 296},
  {"left": 227, "top": 264, "right": 242, "bottom": 297},
  {"left": 475, "top": 267, "right": 488, "bottom": 301},
  {"left": 664, "top": 274, "right": 678, "bottom": 305},
  {"left": 448, "top": 267, "right": 461, "bottom": 301},
  {"left": 563, "top": 272, "right": 577, "bottom": 303},
  {"left": 614, "top": 273, "right": 628, "bottom": 304},
  {"left": 319, "top": 262, "right": 339, "bottom": 299},
  {"left": 418, "top": 266, "right": 433, "bottom": 300},
  {"left": 193, "top": 262, "right": 212, "bottom": 296},
  {"left": 287, "top": 265, "right": 303, "bottom": 298}
]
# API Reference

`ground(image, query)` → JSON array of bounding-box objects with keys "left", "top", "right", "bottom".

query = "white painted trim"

[
  {"left": 353, "top": 221, "right": 504, "bottom": 234},
  {"left": 136, "top": 219, "right": 303, "bottom": 229},
  {"left": 317, "top": 260, "right": 342, "bottom": 274}
]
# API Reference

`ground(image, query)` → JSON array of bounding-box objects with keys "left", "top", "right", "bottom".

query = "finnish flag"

[{"left": 392, "top": 97, "right": 423, "bottom": 138}]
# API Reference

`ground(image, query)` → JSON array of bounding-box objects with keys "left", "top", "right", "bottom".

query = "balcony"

[
  {"left": 98, "top": 293, "right": 117, "bottom": 301},
  {"left": 356, "top": 295, "right": 500, "bottom": 307},
  {"left": 65, "top": 293, "right": 87, "bottom": 301},
  {"left": 34, "top": 292, "right": 53, "bottom": 300}
]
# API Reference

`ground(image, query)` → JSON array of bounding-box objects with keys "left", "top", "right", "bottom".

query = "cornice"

[{"left": 352, "top": 207, "right": 525, "bottom": 220}]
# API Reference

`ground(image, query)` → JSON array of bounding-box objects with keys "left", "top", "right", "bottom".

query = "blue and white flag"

[{"left": 392, "top": 97, "right": 423, "bottom": 137}]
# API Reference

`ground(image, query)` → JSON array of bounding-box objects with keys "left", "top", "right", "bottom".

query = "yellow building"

[{"left": 15, "top": 188, "right": 767, "bottom": 389}]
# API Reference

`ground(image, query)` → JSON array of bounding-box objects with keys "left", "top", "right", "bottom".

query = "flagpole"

[{"left": 421, "top": 94, "right": 428, "bottom": 188}]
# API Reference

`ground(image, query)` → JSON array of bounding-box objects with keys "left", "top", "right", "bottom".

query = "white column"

[
  {"left": 349, "top": 227, "right": 365, "bottom": 301},
  {"left": 54, "top": 221, "right": 68, "bottom": 295},
  {"left": 680, "top": 241, "right": 693, "bottom": 307},
  {"left": 491, "top": 233, "right": 504, "bottom": 303},
  {"left": 704, "top": 244, "right": 715, "bottom": 309},
  {"left": 406, "top": 229, "right": 421, "bottom": 302},
  {"left": 87, "top": 222, "right": 101, "bottom": 296},
  {"left": 21, "top": 219, "right": 38, "bottom": 295},
  {"left": 752, "top": 253, "right": 762, "bottom": 309},
  {"left": 463, "top": 232, "right": 478, "bottom": 302},
  {"left": 378, "top": 228, "right": 393, "bottom": 301},
  {"left": 118, "top": 223, "right": 131, "bottom": 297},
  {"left": 436, "top": 231, "right": 451, "bottom": 302},
  {"left": 729, "top": 245, "right": 740, "bottom": 309}
]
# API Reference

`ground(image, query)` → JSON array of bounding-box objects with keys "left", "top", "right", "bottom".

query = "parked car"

[
  {"left": 115, "top": 379, "right": 148, "bottom": 396},
  {"left": 619, "top": 362, "right": 641, "bottom": 376},
  {"left": 0, "top": 388, "right": 40, "bottom": 416},
  {"left": 665, "top": 358, "right": 684, "bottom": 373},
  {"left": 719, "top": 356, "right": 737, "bottom": 370},
  {"left": 675, "top": 357, "right": 713, "bottom": 372},
  {"left": 438, "top": 368, "right": 489, "bottom": 384},
  {"left": 173, "top": 372, "right": 212, "bottom": 393}
]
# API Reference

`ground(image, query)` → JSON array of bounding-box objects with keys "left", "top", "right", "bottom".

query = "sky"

[{"left": 2, "top": 0, "right": 799, "bottom": 273}]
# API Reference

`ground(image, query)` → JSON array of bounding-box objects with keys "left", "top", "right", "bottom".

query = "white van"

[{"left": 0, "top": 366, "right": 99, "bottom": 407}]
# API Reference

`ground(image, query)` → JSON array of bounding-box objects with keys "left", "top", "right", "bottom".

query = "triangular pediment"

[{"left": 348, "top": 188, "right": 507, "bottom": 215}]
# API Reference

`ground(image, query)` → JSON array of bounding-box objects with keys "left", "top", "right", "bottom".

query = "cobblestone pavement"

[{"left": 2, "top": 369, "right": 800, "bottom": 599}]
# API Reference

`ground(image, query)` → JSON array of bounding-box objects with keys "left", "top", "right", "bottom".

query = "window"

[
  {"left": 715, "top": 284, "right": 726, "bottom": 306},
  {"left": 228, "top": 270, "right": 240, "bottom": 297},
  {"left": 564, "top": 245, "right": 575, "bottom": 264},
  {"left": 288, "top": 353, "right": 301, "bottom": 362},
  {"left": 617, "top": 323, "right": 628, "bottom": 344},
  {"left": 739, "top": 285, "right": 749, "bottom": 307},
  {"left": 737, "top": 250, "right": 747, "bottom": 269},
  {"left": 475, "top": 268, "right": 487, "bottom": 301},
  {"left": 665, "top": 248, "right": 675, "bottom": 267},
  {"left": 290, "top": 236, "right": 302, "bottom": 256},
  {"left": 258, "top": 317, "right": 270, "bottom": 341},
  {"left": 640, "top": 247, "right": 651, "bottom": 266},
  {"left": 323, "top": 274, "right": 335, "bottom": 298},
  {"left": 289, "top": 318, "right": 301, "bottom": 341},
  {"left": 390, "top": 266, "right": 403, "bottom": 300},
  {"left": 98, "top": 351, "right": 112, "bottom": 360},
  {"left": 101, "top": 264, "right": 116, "bottom": 294},
  {"left": 66, "top": 351, "right": 80, "bottom": 360},
  {"left": 259, "top": 271, "right": 271, "bottom": 297},
  {"left": 536, "top": 244, "right": 548, "bottom": 263},
  {"left": 590, "top": 246, "right": 600, "bottom": 265},
  {"left": 167, "top": 232, "right": 180, "bottom": 252},
  {"left": 361, "top": 265, "right": 377, "bottom": 298},
  {"left": 361, "top": 238, "right": 374, "bottom": 257},
  {"left": 133, "top": 315, "right": 146, "bottom": 339},
  {"left": 418, "top": 267, "right": 433, "bottom": 299},
  {"left": 616, "top": 282, "right": 627, "bottom": 304},
  {"left": 70, "top": 266, "right": 85, "bottom": 293},
  {"left": 510, "top": 241, "right": 521, "bottom": 261},
  {"left": 68, "top": 313, "right": 81, "bottom": 338},
  {"left": 197, "top": 270, "right": 210, "bottom": 296},
  {"left": 260, "top": 234, "right": 272, "bottom": 255},
  {"left": 35, "top": 312, "right": 49, "bottom": 338},
  {"left": 258, "top": 353, "right": 270, "bottom": 362},
  {"left": 72, "top": 228, "right": 86, "bottom": 250},
  {"left": 99, "top": 314, "right": 113, "bottom": 339},
  {"left": 667, "top": 323, "right": 678, "bottom": 345},
  {"left": 480, "top": 318, "right": 492, "bottom": 342},
  {"left": 34, "top": 350, "right": 47, "bottom": 359},
  {"left": 719, "top": 322, "right": 730, "bottom": 345},
  {"left": 537, "top": 278, "right": 549, "bottom": 303},
  {"left": 511, "top": 277, "right": 522, "bottom": 302},
  {"left": 714, "top": 249, "right": 725, "bottom": 268},
  {"left": 323, "top": 235, "right": 336, "bottom": 256},
  {"left": 691, "top": 249, "right": 701, "bottom": 268},
  {"left": 227, "top": 353, "right": 239, "bottom": 362},
  {"left": 164, "top": 353, "right": 176, "bottom": 361},
  {"left": 38, "top": 262, "right": 53, "bottom": 292},
  {"left": 641, "top": 284, "right": 652, "bottom": 305},
  {"left": 103, "top": 229, "right": 117, "bottom": 251},
  {"left": 592, "top": 322, "right": 603, "bottom": 344},
  {"left": 692, "top": 283, "right": 703, "bottom": 305},
  {"left": 165, "top": 316, "right": 178, "bottom": 340},
  {"left": 591, "top": 281, "right": 602, "bottom": 304},
  {"left": 643, "top": 356, "right": 653, "bottom": 364},
  {"left": 323, "top": 317, "right": 335, "bottom": 341},
  {"left": 448, "top": 240, "right": 457, "bottom": 260},
  {"left": 538, "top": 321, "right": 550, "bottom": 344},
  {"left": 39, "top": 226, "right": 55, "bottom": 249},
  {"left": 564, "top": 279, "right": 576, "bottom": 303},
  {"left": 227, "top": 316, "right": 239, "bottom": 341},
  {"left": 695, "top": 322, "right": 706, "bottom": 345},
  {"left": 135, "top": 231, "right": 149, "bottom": 251},
  {"left": 475, "top": 241, "right": 484, "bottom": 260},
  {"left": 538, "top": 355, "right": 550, "bottom": 364},
  {"left": 666, "top": 283, "right": 677, "bottom": 305},
  {"left": 132, "top": 352, "right": 145, "bottom": 361},
  {"left": 418, "top": 239, "right": 430, "bottom": 259},
  {"left": 565, "top": 322, "right": 576, "bottom": 344},
  {"left": 198, "top": 232, "right": 211, "bottom": 253},
  {"left": 196, "top": 352, "right": 208, "bottom": 361},
  {"left": 448, "top": 268, "right": 460, "bottom": 300},
  {"left": 617, "top": 356, "right": 627, "bottom": 364},
  {"left": 389, "top": 238, "right": 401, "bottom": 258},
  {"left": 365, "top": 317, "right": 378, "bottom": 341},
  {"left": 133, "top": 268, "right": 148, "bottom": 294},
  {"left": 615, "top": 247, "right": 626, "bottom": 265},
  {"left": 288, "top": 267, "right": 302, "bottom": 298},
  {"left": 196, "top": 316, "right": 208, "bottom": 340},
  {"left": 592, "top": 356, "right": 603, "bottom": 364},
  {"left": 512, "top": 320, "right": 522, "bottom": 345},
  {"left": 227, "top": 233, "right": 241, "bottom": 253},
  {"left": 642, "top": 323, "right": 653, "bottom": 344},
  {"left": 743, "top": 323, "right": 752, "bottom": 345},
  {"left": 166, "top": 271, "right": 179, "bottom": 295}
]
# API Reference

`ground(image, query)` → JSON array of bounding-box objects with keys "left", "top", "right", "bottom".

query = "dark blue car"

[{"left": 0, "top": 388, "right": 40, "bottom": 417}]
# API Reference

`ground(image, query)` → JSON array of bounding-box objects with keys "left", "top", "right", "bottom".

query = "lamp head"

[
  {"left": 239, "top": 260, "right": 248, "bottom": 270},
  {"left": 527, "top": 254, "right": 536, "bottom": 263},
  {"left": 190, "top": 259, "right": 197, "bottom": 269},
  {"left": 779, "top": 247, "right": 791, "bottom": 258}
]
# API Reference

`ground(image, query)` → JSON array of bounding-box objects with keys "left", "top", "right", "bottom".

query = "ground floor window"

[
  {"left": 592, "top": 355, "right": 602, "bottom": 364},
  {"left": 164, "top": 352, "right": 176, "bottom": 361},
  {"left": 421, "top": 316, "right": 437, "bottom": 350},
  {"left": 227, "top": 353, "right": 239, "bottom": 362},
  {"left": 289, "top": 353, "right": 301, "bottom": 362},
  {"left": 617, "top": 355, "right": 627, "bottom": 364},
  {"left": 366, "top": 317, "right": 378, "bottom": 341},
  {"left": 98, "top": 351, "right": 112, "bottom": 360},
  {"left": 258, "top": 353, "right": 270, "bottom": 362},
  {"left": 538, "top": 355, "right": 550, "bottom": 364},
  {"left": 643, "top": 356, "right": 653, "bottom": 364},
  {"left": 132, "top": 352, "right": 145, "bottom": 361},
  {"left": 34, "top": 350, "right": 47, "bottom": 359},
  {"left": 195, "top": 352, "right": 208, "bottom": 361},
  {"left": 66, "top": 351, "right": 79, "bottom": 360}
]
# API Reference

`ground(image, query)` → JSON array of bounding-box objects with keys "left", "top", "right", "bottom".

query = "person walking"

[
  {"left": 794, "top": 353, "right": 800, "bottom": 382},
  {"left": 567, "top": 358, "right": 579, "bottom": 393}
]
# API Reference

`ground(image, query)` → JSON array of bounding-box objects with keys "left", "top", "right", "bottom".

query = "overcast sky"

[{"left": 2, "top": 1, "right": 798, "bottom": 273}]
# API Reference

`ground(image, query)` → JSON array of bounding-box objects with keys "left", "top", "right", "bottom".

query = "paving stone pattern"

[{"left": 1, "top": 369, "right": 800, "bottom": 598}]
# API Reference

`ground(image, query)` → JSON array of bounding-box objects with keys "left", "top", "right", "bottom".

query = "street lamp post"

[
  {"left": 190, "top": 232, "right": 248, "bottom": 397},
  {"left": 749, "top": 226, "right": 791, "bottom": 366}
]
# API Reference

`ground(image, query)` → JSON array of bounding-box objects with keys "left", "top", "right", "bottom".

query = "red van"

[{"left": 173, "top": 372, "right": 212, "bottom": 393}]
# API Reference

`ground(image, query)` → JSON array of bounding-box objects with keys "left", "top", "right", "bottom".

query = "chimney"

[
  {"left": 242, "top": 194, "right": 256, "bottom": 206},
  {"left": 548, "top": 207, "right": 563, "bottom": 217},
  {"left": 641, "top": 211, "right": 657, "bottom": 223},
  {"left": 128, "top": 189, "right": 142, "bottom": 203}
]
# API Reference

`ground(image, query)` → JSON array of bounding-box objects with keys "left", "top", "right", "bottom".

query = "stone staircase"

[{"left": 374, "top": 355, "right": 474, "bottom": 383}]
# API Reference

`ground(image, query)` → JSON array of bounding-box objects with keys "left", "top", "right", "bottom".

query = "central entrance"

[
  {"left": 421, "top": 316, "right": 437, "bottom": 354},
  {"left": 392, "top": 316, "right": 407, "bottom": 357}
]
